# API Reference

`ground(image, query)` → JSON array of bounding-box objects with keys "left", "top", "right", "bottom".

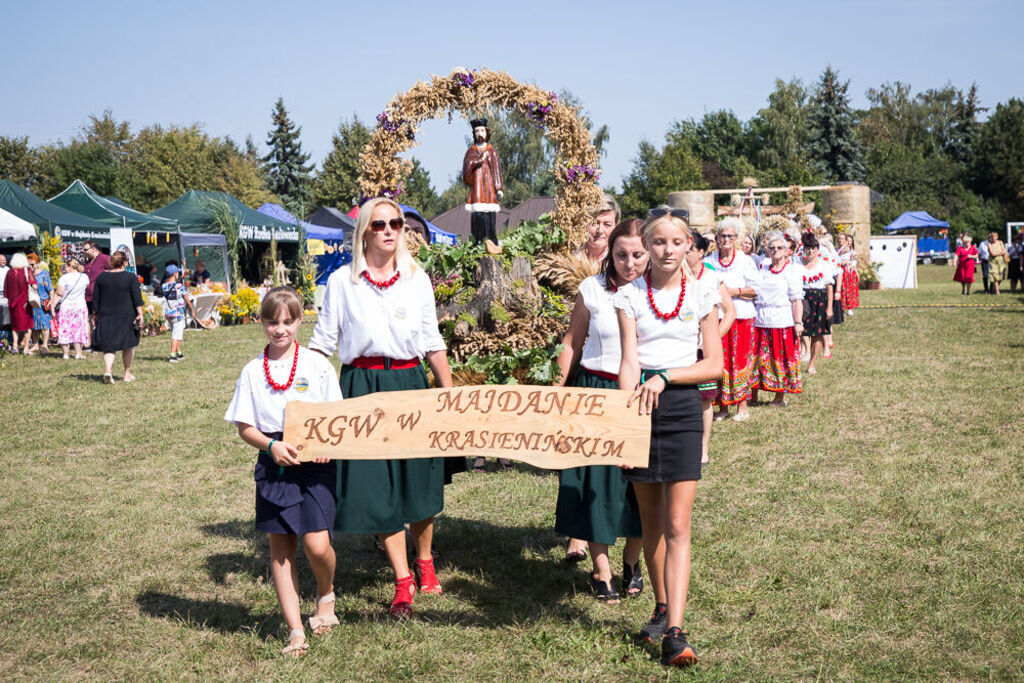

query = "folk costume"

[
  {"left": 224, "top": 346, "right": 342, "bottom": 536},
  {"left": 308, "top": 261, "right": 456, "bottom": 535},
  {"left": 694, "top": 263, "right": 722, "bottom": 402},
  {"left": 554, "top": 274, "right": 642, "bottom": 545},
  {"left": 462, "top": 118, "right": 503, "bottom": 244},
  {"left": 753, "top": 261, "right": 803, "bottom": 395},
  {"left": 800, "top": 259, "right": 836, "bottom": 337},
  {"left": 704, "top": 250, "right": 758, "bottom": 406},
  {"left": 838, "top": 243, "right": 860, "bottom": 312},
  {"left": 614, "top": 272, "right": 716, "bottom": 483}
]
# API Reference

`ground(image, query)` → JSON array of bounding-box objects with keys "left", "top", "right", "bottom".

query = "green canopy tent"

[
  {"left": 0, "top": 179, "right": 112, "bottom": 244},
  {"left": 151, "top": 190, "right": 298, "bottom": 242},
  {"left": 47, "top": 180, "right": 231, "bottom": 287}
]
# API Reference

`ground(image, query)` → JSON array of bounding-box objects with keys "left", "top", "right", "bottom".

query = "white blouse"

[
  {"left": 754, "top": 261, "right": 804, "bottom": 328},
  {"left": 801, "top": 259, "right": 839, "bottom": 291},
  {"left": 614, "top": 274, "right": 715, "bottom": 370},
  {"left": 308, "top": 262, "right": 446, "bottom": 364},
  {"left": 704, "top": 250, "right": 758, "bottom": 319},
  {"left": 57, "top": 272, "right": 90, "bottom": 307},
  {"left": 578, "top": 274, "right": 623, "bottom": 376},
  {"left": 224, "top": 346, "right": 343, "bottom": 433}
]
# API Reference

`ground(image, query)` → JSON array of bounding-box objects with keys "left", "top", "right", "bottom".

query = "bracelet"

[
  {"left": 642, "top": 369, "right": 671, "bottom": 385},
  {"left": 267, "top": 438, "right": 276, "bottom": 452}
]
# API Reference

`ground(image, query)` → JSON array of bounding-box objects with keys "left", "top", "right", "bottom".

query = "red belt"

[
  {"left": 349, "top": 356, "right": 420, "bottom": 370},
  {"left": 581, "top": 366, "right": 618, "bottom": 382}
]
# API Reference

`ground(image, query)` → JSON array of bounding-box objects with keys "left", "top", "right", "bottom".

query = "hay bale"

[
  {"left": 822, "top": 185, "right": 871, "bottom": 262},
  {"left": 667, "top": 190, "right": 715, "bottom": 232}
]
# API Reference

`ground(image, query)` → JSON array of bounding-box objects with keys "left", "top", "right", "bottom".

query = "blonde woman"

[
  {"left": 615, "top": 207, "right": 722, "bottom": 666},
  {"left": 577, "top": 193, "right": 620, "bottom": 264},
  {"left": 52, "top": 259, "right": 90, "bottom": 359},
  {"left": 309, "top": 197, "right": 455, "bottom": 618},
  {"left": 986, "top": 232, "right": 1008, "bottom": 295}
]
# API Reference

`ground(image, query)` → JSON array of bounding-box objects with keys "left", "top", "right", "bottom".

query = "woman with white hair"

[
  {"left": 308, "top": 197, "right": 455, "bottom": 619},
  {"left": 752, "top": 233, "right": 803, "bottom": 405},
  {"left": 2, "top": 252, "right": 35, "bottom": 354}
]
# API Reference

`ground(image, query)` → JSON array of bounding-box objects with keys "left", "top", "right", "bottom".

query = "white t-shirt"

[
  {"left": 613, "top": 274, "right": 715, "bottom": 370},
  {"left": 800, "top": 259, "right": 838, "bottom": 291},
  {"left": 308, "top": 261, "right": 446, "bottom": 363},
  {"left": 754, "top": 261, "right": 804, "bottom": 328},
  {"left": 978, "top": 240, "right": 990, "bottom": 260},
  {"left": 578, "top": 274, "right": 623, "bottom": 376},
  {"left": 0, "top": 265, "right": 9, "bottom": 306},
  {"left": 224, "top": 346, "right": 343, "bottom": 433},
  {"left": 704, "top": 250, "right": 758, "bottom": 319},
  {"left": 57, "top": 272, "right": 90, "bottom": 308}
]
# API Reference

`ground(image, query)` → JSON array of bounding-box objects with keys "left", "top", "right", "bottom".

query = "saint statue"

[{"left": 463, "top": 118, "right": 504, "bottom": 247}]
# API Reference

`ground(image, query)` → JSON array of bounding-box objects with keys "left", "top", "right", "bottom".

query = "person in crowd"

[
  {"left": 985, "top": 232, "right": 1008, "bottom": 295},
  {"left": 82, "top": 240, "right": 110, "bottom": 315},
  {"left": 614, "top": 207, "right": 722, "bottom": 667},
  {"left": 52, "top": 259, "right": 90, "bottom": 359},
  {"left": 837, "top": 233, "right": 860, "bottom": 315},
  {"left": 977, "top": 233, "right": 991, "bottom": 294},
  {"left": 0, "top": 253, "right": 9, "bottom": 345},
  {"left": 29, "top": 259, "right": 54, "bottom": 355},
  {"left": 953, "top": 234, "right": 980, "bottom": 295},
  {"left": 308, "top": 197, "right": 456, "bottom": 618},
  {"left": 737, "top": 233, "right": 758, "bottom": 265},
  {"left": 91, "top": 250, "right": 143, "bottom": 384},
  {"left": 554, "top": 219, "right": 647, "bottom": 603},
  {"left": 224, "top": 286, "right": 341, "bottom": 658},
  {"left": 799, "top": 233, "right": 834, "bottom": 376},
  {"left": 161, "top": 265, "right": 198, "bottom": 363},
  {"left": 577, "top": 194, "right": 620, "bottom": 264},
  {"left": 136, "top": 255, "right": 154, "bottom": 289},
  {"left": 190, "top": 259, "right": 211, "bottom": 287},
  {"left": 689, "top": 233, "right": 735, "bottom": 465},
  {"left": 753, "top": 233, "right": 803, "bottom": 406},
  {"left": 818, "top": 232, "right": 841, "bottom": 357},
  {"left": 706, "top": 218, "right": 757, "bottom": 423},
  {"left": 3, "top": 252, "right": 35, "bottom": 354},
  {"left": 1008, "top": 232, "right": 1023, "bottom": 293}
]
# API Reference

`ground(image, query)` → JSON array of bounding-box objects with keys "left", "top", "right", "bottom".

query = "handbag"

[
  {"left": 27, "top": 271, "right": 41, "bottom": 308},
  {"left": 1003, "top": 252, "right": 1010, "bottom": 264}
]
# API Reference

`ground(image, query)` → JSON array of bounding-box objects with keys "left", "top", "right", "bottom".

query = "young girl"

[
  {"left": 554, "top": 219, "right": 647, "bottom": 604},
  {"left": 615, "top": 208, "right": 723, "bottom": 667},
  {"left": 224, "top": 286, "right": 342, "bottom": 657},
  {"left": 799, "top": 233, "right": 835, "bottom": 375}
]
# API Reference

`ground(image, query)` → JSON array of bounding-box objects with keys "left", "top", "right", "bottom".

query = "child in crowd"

[
  {"left": 224, "top": 286, "right": 342, "bottom": 657},
  {"left": 160, "top": 265, "right": 197, "bottom": 362}
]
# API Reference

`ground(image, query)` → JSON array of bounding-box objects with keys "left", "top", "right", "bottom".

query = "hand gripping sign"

[{"left": 285, "top": 386, "right": 650, "bottom": 470}]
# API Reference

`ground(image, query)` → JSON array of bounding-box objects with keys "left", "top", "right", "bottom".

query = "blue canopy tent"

[
  {"left": 883, "top": 211, "right": 951, "bottom": 262},
  {"left": 257, "top": 203, "right": 350, "bottom": 285}
]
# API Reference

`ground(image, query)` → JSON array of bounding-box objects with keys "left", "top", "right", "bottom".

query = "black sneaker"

[
  {"left": 660, "top": 627, "right": 698, "bottom": 667},
  {"left": 175, "top": 353, "right": 184, "bottom": 361},
  {"left": 636, "top": 603, "right": 667, "bottom": 643},
  {"left": 168, "top": 356, "right": 179, "bottom": 363}
]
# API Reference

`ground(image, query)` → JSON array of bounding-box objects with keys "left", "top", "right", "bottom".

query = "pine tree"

[
  {"left": 805, "top": 67, "right": 865, "bottom": 182},
  {"left": 263, "top": 97, "right": 312, "bottom": 212}
]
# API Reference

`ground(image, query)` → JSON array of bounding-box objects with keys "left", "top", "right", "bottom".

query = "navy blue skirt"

[
  {"left": 254, "top": 432, "right": 337, "bottom": 536},
  {"left": 624, "top": 383, "right": 702, "bottom": 484}
]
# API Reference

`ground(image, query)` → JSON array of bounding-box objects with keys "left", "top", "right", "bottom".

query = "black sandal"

[
  {"left": 622, "top": 559, "right": 644, "bottom": 598},
  {"left": 564, "top": 547, "right": 587, "bottom": 563},
  {"left": 591, "top": 577, "right": 620, "bottom": 603}
]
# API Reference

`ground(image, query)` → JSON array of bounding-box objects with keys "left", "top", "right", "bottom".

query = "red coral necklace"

[
  {"left": 718, "top": 251, "right": 735, "bottom": 268},
  {"left": 696, "top": 263, "right": 705, "bottom": 280},
  {"left": 362, "top": 270, "right": 400, "bottom": 289},
  {"left": 770, "top": 261, "right": 788, "bottom": 274},
  {"left": 647, "top": 271, "right": 687, "bottom": 320},
  {"left": 264, "top": 340, "right": 299, "bottom": 391}
]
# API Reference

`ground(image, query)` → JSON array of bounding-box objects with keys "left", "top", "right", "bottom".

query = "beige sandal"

[
  {"left": 281, "top": 628, "right": 308, "bottom": 658},
  {"left": 308, "top": 591, "right": 339, "bottom": 635}
]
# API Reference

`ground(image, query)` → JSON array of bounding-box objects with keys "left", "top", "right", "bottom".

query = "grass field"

[{"left": 1, "top": 265, "right": 1022, "bottom": 680}]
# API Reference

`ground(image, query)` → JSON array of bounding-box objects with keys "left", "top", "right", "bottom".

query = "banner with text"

[{"left": 284, "top": 386, "right": 650, "bottom": 470}]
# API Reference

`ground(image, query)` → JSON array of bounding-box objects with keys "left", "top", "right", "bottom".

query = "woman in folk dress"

[
  {"left": 752, "top": 233, "right": 804, "bottom": 405},
  {"left": 308, "top": 197, "right": 454, "bottom": 618}
]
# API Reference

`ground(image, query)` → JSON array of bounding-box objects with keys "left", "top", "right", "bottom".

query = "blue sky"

[{"left": 2, "top": 0, "right": 1020, "bottom": 198}]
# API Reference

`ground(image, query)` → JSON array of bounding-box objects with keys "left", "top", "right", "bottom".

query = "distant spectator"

[
  {"left": 0, "top": 253, "right": 10, "bottom": 345},
  {"left": 3, "top": 252, "right": 34, "bottom": 354},
  {"left": 52, "top": 259, "right": 90, "bottom": 359},
  {"left": 91, "top": 251, "right": 143, "bottom": 384},
  {"left": 953, "top": 235, "right": 980, "bottom": 295},
  {"left": 986, "top": 232, "right": 1008, "bottom": 295},
  {"left": 190, "top": 259, "right": 211, "bottom": 287},
  {"left": 977, "top": 235, "right": 990, "bottom": 293},
  {"left": 82, "top": 240, "right": 110, "bottom": 314},
  {"left": 1008, "top": 233, "right": 1023, "bottom": 293},
  {"left": 30, "top": 259, "right": 54, "bottom": 355},
  {"left": 136, "top": 255, "right": 154, "bottom": 288},
  {"left": 161, "top": 265, "right": 197, "bottom": 363}
]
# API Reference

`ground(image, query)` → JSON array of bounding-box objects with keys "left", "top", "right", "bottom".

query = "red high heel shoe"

[
  {"left": 389, "top": 574, "right": 416, "bottom": 617},
  {"left": 414, "top": 557, "right": 443, "bottom": 594}
]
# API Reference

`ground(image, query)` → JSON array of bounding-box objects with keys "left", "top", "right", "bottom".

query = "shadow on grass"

[
  {"left": 135, "top": 590, "right": 279, "bottom": 638},
  {"left": 67, "top": 373, "right": 105, "bottom": 383}
]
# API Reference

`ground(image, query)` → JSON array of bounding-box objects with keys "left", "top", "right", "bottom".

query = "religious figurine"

[{"left": 463, "top": 118, "right": 504, "bottom": 248}]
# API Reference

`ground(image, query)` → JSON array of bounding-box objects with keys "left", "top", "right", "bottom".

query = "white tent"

[{"left": 0, "top": 207, "right": 36, "bottom": 241}]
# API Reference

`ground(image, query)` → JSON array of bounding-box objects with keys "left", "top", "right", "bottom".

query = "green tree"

[
  {"left": 312, "top": 116, "right": 372, "bottom": 210},
  {"left": 403, "top": 158, "right": 441, "bottom": 217},
  {"left": 974, "top": 98, "right": 1024, "bottom": 212},
  {"left": 746, "top": 78, "right": 822, "bottom": 186},
  {"left": 263, "top": 97, "right": 312, "bottom": 213},
  {"left": 805, "top": 66, "right": 865, "bottom": 181},
  {"left": 0, "top": 136, "right": 35, "bottom": 186},
  {"left": 671, "top": 110, "right": 746, "bottom": 180},
  {"left": 618, "top": 137, "right": 706, "bottom": 218}
]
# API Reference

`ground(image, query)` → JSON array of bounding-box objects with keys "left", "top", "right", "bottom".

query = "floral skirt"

[
  {"left": 717, "top": 317, "right": 755, "bottom": 405},
  {"left": 802, "top": 288, "right": 831, "bottom": 337},
  {"left": 841, "top": 268, "right": 860, "bottom": 309},
  {"left": 754, "top": 326, "right": 802, "bottom": 395},
  {"left": 57, "top": 305, "right": 89, "bottom": 345}
]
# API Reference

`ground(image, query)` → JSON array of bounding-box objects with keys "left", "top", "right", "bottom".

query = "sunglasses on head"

[
  {"left": 646, "top": 207, "right": 689, "bottom": 220},
  {"left": 370, "top": 218, "right": 405, "bottom": 232}
]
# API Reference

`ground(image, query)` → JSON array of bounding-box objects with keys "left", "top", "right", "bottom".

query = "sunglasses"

[
  {"left": 768, "top": 246, "right": 787, "bottom": 252},
  {"left": 370, "top": 218, "right": 405, "bottom": 232},
  {"left": 646, "top": 207, "right": 689, "bottom": 220}
]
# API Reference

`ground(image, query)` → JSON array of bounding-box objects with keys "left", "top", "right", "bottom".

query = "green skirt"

[
  {"left": 335, "top": 364, "right": 453, "bottom": 534},
  {"left": 554, "top": 368, "right": 643, "bottom": 544}
]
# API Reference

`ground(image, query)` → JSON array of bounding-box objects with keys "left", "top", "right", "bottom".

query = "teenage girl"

[
  {"left": 615, "top": 208, "right": 723, "bottom": 667},
  {"left": 224, "top": 286, "right": 341, "bottom": 657}
]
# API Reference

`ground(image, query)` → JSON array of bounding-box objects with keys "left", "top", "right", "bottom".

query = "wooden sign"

[{"left": 284, "top": 385, "right": 650, "bottom": 470}]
